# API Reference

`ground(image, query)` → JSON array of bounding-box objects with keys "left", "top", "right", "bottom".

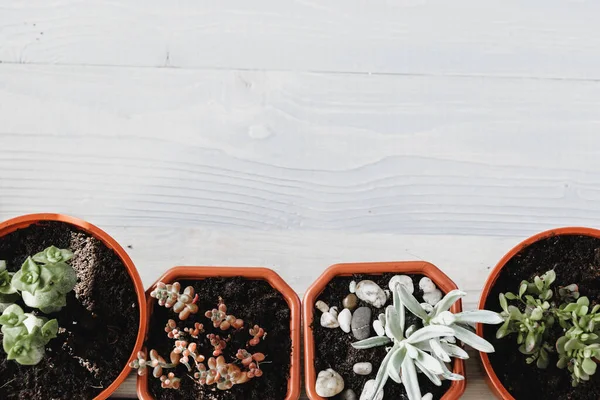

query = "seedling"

[
  {"left": 205, "top": 301, "right": 244, "bottom": 330},
  {"left": 0, "top": 246, "right": 76, "bottom": 365},
  {"left": 134, "top": 281, "right": 268, "bottom": 391},
  {"left": 497, "top": 270, "right": 600, "bottom": 386},
  {"left": 0, "top": 304, "right": 58, "bottom": 365}
]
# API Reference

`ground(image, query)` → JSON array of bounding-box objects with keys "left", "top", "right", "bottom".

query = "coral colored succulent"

[
  {"left": 131, "top": 282, "right": 268, "bottom": 391},
  {"left": 205, "top": 301, "right": 244, "bottom": 330}
]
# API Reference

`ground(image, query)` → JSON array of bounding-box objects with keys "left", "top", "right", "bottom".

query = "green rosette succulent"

[
  {"left": 0, "top": 304, "right": 58, "bottom": 365},
  {"left": 12, "top": 247, "right": 77, "bottom": 313}
]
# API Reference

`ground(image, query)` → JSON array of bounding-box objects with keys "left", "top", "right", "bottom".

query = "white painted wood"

[
  {"left": 2, "top": 64, "right": 600, "bottom": 237},
  {"left": 1, "top": 1, "right": 599, "bottom": 78},
  {"left": 2, "top": 62, "right": 600, "bottom": 398}
]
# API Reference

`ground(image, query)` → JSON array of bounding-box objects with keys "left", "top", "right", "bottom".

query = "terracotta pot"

[
  {"left": 0, "top": 213, "right": 147, "bottom": 400},
  {"left": 303, "top": 261, "right": 466, "bottom": 400},
  {"left": 137, "top": 266, "right": 301, "bottom": 400},
  {"left": 477, "top": 227, "right": 600, "bottom": 400}
]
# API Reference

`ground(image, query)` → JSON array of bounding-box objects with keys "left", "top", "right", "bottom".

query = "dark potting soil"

[
  {"left": 147, "top": 277, "right": 292, "bottom": 400},
  {"left": 0, "top": 221, "right": 140, "bottom": 399},
  {"left": 483, "top": 234, "right": 600, "bottom": 400},
  {"left": 313, "top": 273, "right": 453, "bottom": 400}
]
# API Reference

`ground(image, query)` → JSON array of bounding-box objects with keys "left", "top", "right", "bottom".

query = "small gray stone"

[
  {"left": 315, "top": 368, "right": 344, "bottom": 397},
  {"left": 343, "top": 293, "right": 358, "bottom": 310},
  {"left": 355, "top": 280, "right": 387, "bottom": 308},
  {"left": 353, "top": 362, "right": 373, "bottom": 375},
  {"left": 340, "top": 389, "right": 358, "bottom": 400},
  {"left": 360, "top": 379, "right": 383, "bottom": 400},
  {"left": 351, "top": 307, "right": 372, "bottom": 340},
  {"left": 338, "top": 308, "right": 352, "bottom": 333}
]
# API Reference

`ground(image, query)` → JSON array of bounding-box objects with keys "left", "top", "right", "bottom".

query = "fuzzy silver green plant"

[
  {"left": 12, "top": 246, "right": 77, "bottom": 313},
  {"left": 352, "top": 281, "right": 502, "bottom": 400},
  {"left": 0, "top": 304, "right": 58, "bottom": 365}
]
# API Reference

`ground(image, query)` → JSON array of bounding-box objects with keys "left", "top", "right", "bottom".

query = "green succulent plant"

[
  {"left": 0, "top": 261, "right": 19, "bottom": 305},
  {"left": 12, "top": 246, "right": 77, "bottom": 314},
  {"left": 351, "top": 280, "right": 502, "bottom": 400},
  {"left": 0, "top": 246, "right": 76, "bottom": 366},
  {"left": 555, "top": 297, "right": 600, "bottom": 386},
  {"left": 497, "top": 269, "right": 600, "bottom": 387},
  {"left": 0, "top": 304, "right": 58, "bottom": 365}
]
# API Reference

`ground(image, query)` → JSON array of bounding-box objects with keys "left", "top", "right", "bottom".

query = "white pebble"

[
  {"left": 320, "top": 311, "right": 340, "bottom": 328},
  {"left": 329, "top": 306, "right": 339, "bottom": 318},
  {"left": 349, "top": 280, "right": 357, "bottom": 294},
  {"left": 389, "top": 275, "right": 414, "bottom": 294},
  {"left": 360, "top": 379, "right": 384, "bottom": 400},
  {"left": 355, "top": 280, "right": 387, "bottom": 308},
  {"left": 316, "top": 300, "right": 329, "bottom": 313},
  {"left": 423, "top": 289, "right": 443, "bottom": 306},
  {"left": 422, "top": 394, "right": 433, "bottom": 400},
  {"left": 353, "top": 362, "right": 373, "bottom": 375},
  {"left": 316, "top": 369, "right": 344, "bottom": 397},
  {"left": 338, "top": 308, "right": 352, "bottom": 333},
  {"left": 373, "top": 320, "right": 385, "bottom": 336},
  {"left": 419, "top": 277, "right": 437, "bottom": 293}
]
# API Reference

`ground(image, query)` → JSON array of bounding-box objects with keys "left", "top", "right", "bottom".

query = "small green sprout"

[
  {"left": 0, "top": 304, "right": 58, "bottom": 365},
  {"left": 497, "top": 270, "right": 600, "bottom": 386}
]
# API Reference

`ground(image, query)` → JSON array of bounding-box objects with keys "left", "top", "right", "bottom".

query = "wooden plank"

[
  {"left": 1, "top": 1, "right": 600, "bottom": 78},
  {"left": 2, "top": 64, "right": 600, "bottom": 237}
]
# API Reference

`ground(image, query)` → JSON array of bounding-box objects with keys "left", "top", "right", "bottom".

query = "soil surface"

[
  {"left": 147, "top": 277, "right": 292, "bottom": 400},
  {"left": 313, "top": 273, "right": 453, "bottom": 400},
  {"left": 483, "top": 234, "right": 600, "bottom": 400},
  {"left": 0, "top": 221, "right": 140, "bottom": 399}
]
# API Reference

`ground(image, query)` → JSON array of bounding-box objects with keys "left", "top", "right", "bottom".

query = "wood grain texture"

[
  {"left": 0, "top": 1, "right": 599, "bottom": 78},
  {"left": 1, "top": 64, "right": 600, "bottom": 237}
]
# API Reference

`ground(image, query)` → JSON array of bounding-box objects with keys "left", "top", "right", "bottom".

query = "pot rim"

[
  {"left": 136, "top": 266, "right": 301, "bottom": 400},
  {"left": 0, "top": 213, "right": 147, "bottom": 400},
  {"left": 477, "top": 226, "right": 600, "bottom": 400},
  {"left": 302, "top": 261, "right": 466, "bottom": 400}
]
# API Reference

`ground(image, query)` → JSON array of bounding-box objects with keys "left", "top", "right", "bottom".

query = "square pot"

[
  {"left": 303, "top": 261, "right": 466, "bottom": 400},
  {"left": 137, "top": 266, "right": 301, "bottom": 400}
]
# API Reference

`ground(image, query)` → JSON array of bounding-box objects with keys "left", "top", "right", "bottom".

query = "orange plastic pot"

[
  {"left": 137, "top": 266, "right": 301, "bottom": 400},
  {"left": 477, "top": 227, "right": 600, "bottom": 400},
  {"left": 303, "top": 261, "right": 466, "bottom": 400},
  {"left": 0, "top": 213, "right": 147, "bottom": 400}
]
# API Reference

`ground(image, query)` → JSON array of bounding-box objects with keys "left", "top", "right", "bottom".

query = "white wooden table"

[{"left": 2, "top": 1, "right": 600, "bottom": 398}]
